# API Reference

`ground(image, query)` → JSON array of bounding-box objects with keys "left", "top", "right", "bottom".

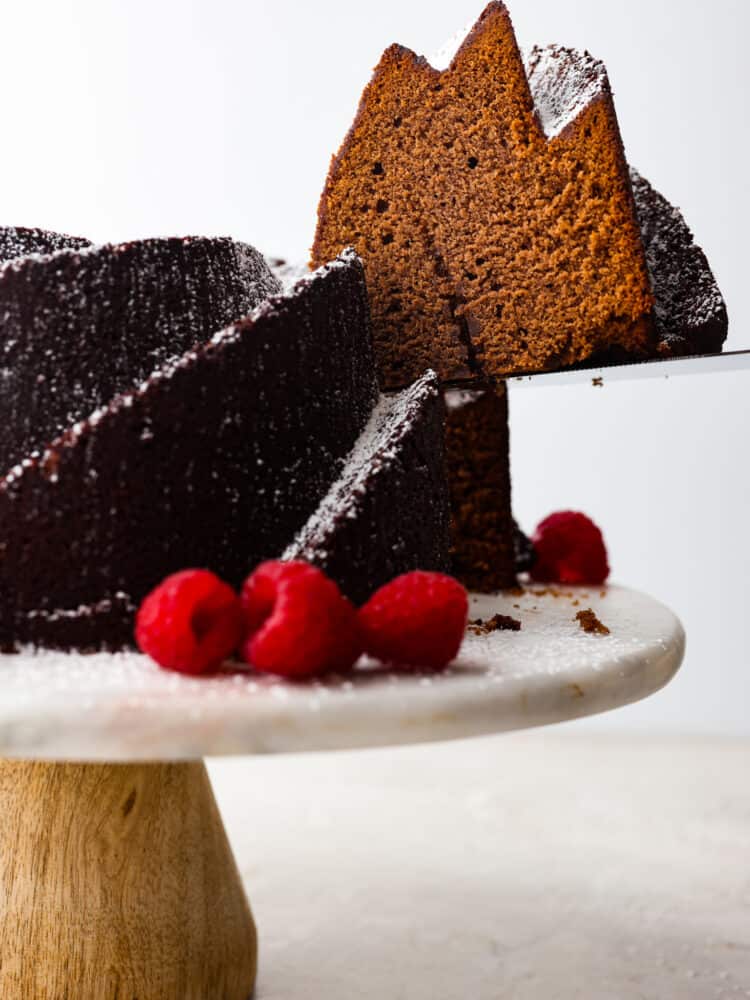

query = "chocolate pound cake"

[
  {"left": 0, "top": 245, "right": 451, "bottom": 650},
  {"left": 313, "top": 2, "right": 654, "bottom": 386},
  {"left": 284, "top": 371, "right": 450, "bottom": 604},
  {"left": 0, "top": 250, "right": 371, "bottom": 648}
]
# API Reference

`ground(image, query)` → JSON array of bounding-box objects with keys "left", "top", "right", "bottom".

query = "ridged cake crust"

[
  {"left": 0, "top": 226, "right": 91, "bottom": 262},
  {"left": 0, "top": 250, "right": 379, "bottom": 650},
  {"left": 630, "top": 169, "right": 727, "bottom": 356},
  {"left": 313, "top": 1, "right": 655, "bottom": 387},
  {"left": 444, "top": 386, "right": 516, "bottom": 592},
  {"left": 284, "top": 371, "right": 451, "bottom": 604},
  {"left": 0, "top": 236, "right": 279, "bottom": 475},
  {"left": 0, "top": 244, "right": 452, "bottom": 651}
]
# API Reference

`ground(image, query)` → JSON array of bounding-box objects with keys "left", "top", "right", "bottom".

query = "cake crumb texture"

[
  {"left": 313, "top": 2, "right": 655, "bottom": 386},
  {"left": 444, "top": 386, "right": 516, "bottom": 592},
  {"left": 469, "top": 613, "right": 522, "bottom": 634},
  {"left": 576, "top": 608, "right": 610, "bottom": 635}
]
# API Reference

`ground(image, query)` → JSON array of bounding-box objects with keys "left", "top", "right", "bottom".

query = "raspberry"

[
  {"left": 358, "top": 571, "right": 468, "bottom": 669},
  {"left": 530, "top": 511, "right": 610, "bottom": 585},
  {"left": 240, "top": 561, "right": 362, "bottom": 678},
  {"left": 135, "top": 569, "right": 244, "bottom": 675}
]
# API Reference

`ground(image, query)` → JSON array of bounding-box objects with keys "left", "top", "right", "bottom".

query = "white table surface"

[{"left": 210, "top": 731, "right": 750, "bottom": 999}]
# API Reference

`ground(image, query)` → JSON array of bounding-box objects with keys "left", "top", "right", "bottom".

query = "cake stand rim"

[{"left": 0, "top": 582, "right": 685, "bottom": 762}]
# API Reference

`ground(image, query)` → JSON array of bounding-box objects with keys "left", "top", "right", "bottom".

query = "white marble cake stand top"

[{"left": 0, "top": 584, "right": 684, "bottom": 762}]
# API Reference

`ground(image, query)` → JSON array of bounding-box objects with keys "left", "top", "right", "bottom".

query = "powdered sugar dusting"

[
  {"left": 525, "top": 45, "right": 608, "bottom": 139},
  {"left": 0, "top": 249, "right": 370, "bottom": 494},
  {"left": 284, "top": 371, "right": 440, "bottom": 563},
  {"left": 25, "top": 593, "right": 135, "bottom": 625},
  {"left": 0, "top": 236, "right": 280, "bottom": 479},
  {"left": 430, "top": 21, "right": 475, "bottom": 71},
  {"left": 428, "top": 12, "right": 609, "bottom": 141},
  {"left": 272, "top": 247, "right": 360, "bottom": 296},
  {"left": 0, "top": 248, "right": 370, "bottom": 488},
  {"left": 266, "top": 255, "right": 310, "bottom": 291}
]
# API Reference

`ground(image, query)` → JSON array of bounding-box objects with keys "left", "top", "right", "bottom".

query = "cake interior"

[
  {"left": 313, "top": 2, "right": 654, "bottom": 387},
  {"left": 445, "top": 386, "right": 516, "bottom": 592}
]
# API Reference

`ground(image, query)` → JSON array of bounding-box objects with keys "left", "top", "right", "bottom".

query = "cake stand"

[{"left": 0, "top": 583, "right": 684, "bottom": 999}]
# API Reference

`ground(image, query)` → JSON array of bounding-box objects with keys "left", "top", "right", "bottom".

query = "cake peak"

[
  {"left": 526, "top": 45, "right": 609, "bottom": 140},
  {"left": 429, "top": 8, "right": 610, "bottom": 142},
  {"left": 313, "top": 3, "right": 654, "bottom": 384}
]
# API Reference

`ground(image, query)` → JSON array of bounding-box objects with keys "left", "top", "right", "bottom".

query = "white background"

[{"left": 0, "top": 1, "right": 746, "bottom": 734}]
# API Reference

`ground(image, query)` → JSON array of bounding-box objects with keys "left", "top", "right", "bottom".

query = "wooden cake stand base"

[
  {"left": 0, "top": 585, "right": 685, "bottom": 997},
  {"left": 0, "top": 760, "right": 256, "bottom": 1000}
]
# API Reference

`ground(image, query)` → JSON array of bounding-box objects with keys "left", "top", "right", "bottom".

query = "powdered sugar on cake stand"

[{"left": 0, "top": 584, "right": 684, "bottom": 761}]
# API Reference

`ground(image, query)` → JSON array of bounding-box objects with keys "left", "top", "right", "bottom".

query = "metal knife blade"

[{"left": 508, "top": 350, "right": 750, "bottom": 388}]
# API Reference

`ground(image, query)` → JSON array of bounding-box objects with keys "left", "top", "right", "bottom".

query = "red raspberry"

[
  {"left": 240, "top": 561, "right": 362, "bottom": 678},
  {"left": 358, "top": 571, "right": 468, "bottom": 669},
  {"left": 135, "top": 569, "right": 244, "bottom": 675},
  {"left": 530, "top": 511, "right": 610, "bottom": 585}
]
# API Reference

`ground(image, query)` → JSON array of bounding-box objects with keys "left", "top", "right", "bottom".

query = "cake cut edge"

[{"left": 284, "top": 370, "right": 451, "bottom": 605}]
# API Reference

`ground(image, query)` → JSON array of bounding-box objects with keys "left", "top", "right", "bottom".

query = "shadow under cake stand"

[{"left": 0, "top": 583, "right": 684, "bottom": 999}]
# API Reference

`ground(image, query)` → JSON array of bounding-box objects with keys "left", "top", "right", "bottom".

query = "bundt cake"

[
  {"left": 0, "top": 3, "right": 730, "bottom": 647},
  {"left": 312, "top": 2, "right": 727, "bottom": 387},
  {"left": 0, "top": 240, "right": 450, "bottom": 650}
]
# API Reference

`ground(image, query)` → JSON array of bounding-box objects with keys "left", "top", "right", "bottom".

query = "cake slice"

[
  {"left": 284, "top": 371, "right": 450, "bottom": 604},
  {"left": 313, "top": 2, "right": 654, "bottom": 386}
]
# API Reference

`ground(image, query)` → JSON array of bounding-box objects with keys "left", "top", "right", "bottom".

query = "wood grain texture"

[{"left": 0, "top": 759, "right": 256, "bottom": 999}]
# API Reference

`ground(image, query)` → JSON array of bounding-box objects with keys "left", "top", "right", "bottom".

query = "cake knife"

[{"left": 507, "top": 349, "right": 750, "bottom": 388}]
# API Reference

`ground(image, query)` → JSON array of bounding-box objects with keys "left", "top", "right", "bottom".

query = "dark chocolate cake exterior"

[
  {"left": 630, "top": 168, "right": 728, "bottom": 356},
  {"left": 284, "top": 371, "right": 451, "bottom": 604},
  {"left": 0, "top": 250, "right": 379, "bottom": 650},
  {"left": 0, "top": 226, "right": 91, "bottom": 262},
  {"left": 0, "top": 236, "right": 279, "bottom": 474}
]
